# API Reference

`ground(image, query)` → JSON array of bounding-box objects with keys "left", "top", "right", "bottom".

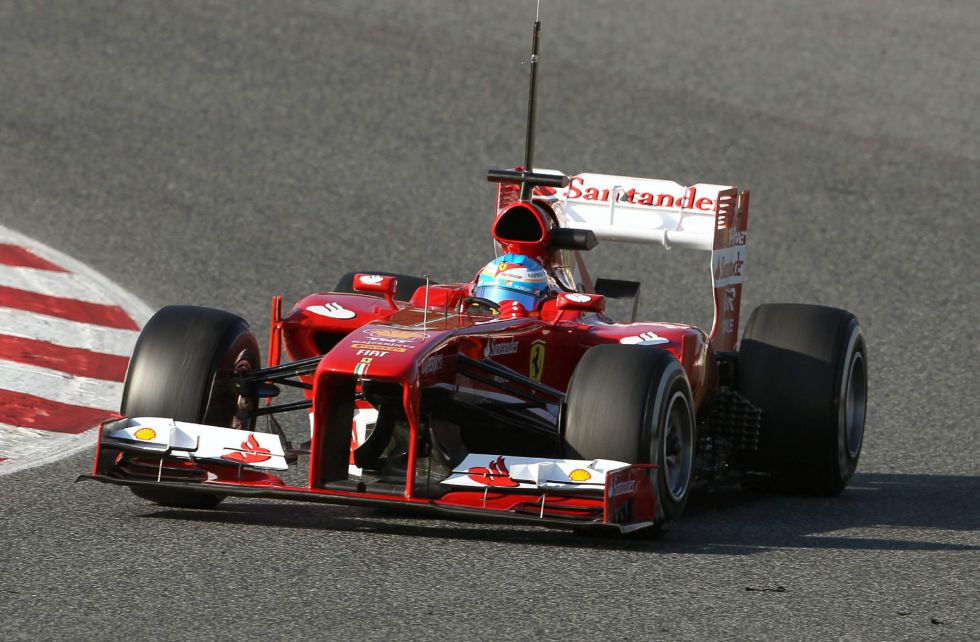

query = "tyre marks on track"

[{"left": 0, "top": 225, "right": 152, "bottom": 475}]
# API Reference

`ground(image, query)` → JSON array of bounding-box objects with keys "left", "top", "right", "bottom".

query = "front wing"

[{"left": 81, "top": 417, "right": 658, "bottom": 534}]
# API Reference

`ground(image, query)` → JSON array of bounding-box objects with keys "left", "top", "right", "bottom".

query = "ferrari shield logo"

[{"left": 529, "top": 341, "right": 545, "bottom": 382}]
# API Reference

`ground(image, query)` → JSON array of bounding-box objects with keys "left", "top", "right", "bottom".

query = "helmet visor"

[{"left": 472, "top": 284, "right": 541, "bottom": 312}]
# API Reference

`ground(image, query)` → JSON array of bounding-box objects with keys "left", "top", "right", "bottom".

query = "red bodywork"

[
  {"left": 284, "top": 288, "right": 715, "bottom": 495},
  {"left": 87, "top": 174, "right": 749, "bottom": 533}
]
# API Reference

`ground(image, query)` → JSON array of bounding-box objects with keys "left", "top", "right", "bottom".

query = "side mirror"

[
  {"left": 556, "top": 292, "right": 606, "bottom": 315},
  {"left": 353, "top": 273, "right": 398, "bottom": 310},
  {"left": 549, "top": 227, "right": 598, "bottom": 251}
]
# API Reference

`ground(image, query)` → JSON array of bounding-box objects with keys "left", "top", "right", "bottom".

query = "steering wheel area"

[{"left": 459, "top": 296, "right": 500, "bottom": 316}]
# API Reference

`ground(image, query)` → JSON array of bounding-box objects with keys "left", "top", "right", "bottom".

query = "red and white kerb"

[{"left": 0, "top": 225, "right": 151, "bottom": 474}]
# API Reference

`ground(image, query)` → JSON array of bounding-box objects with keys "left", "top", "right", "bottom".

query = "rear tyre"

[
  {"left": 122, "top": 305, "right": 260, "bottom": 509},
  {"left": 563, "top": 345, "right": 695, "bottom": 535},
  {"left": 334, "top": 271, "right": 430, "bottom": 301},
  {"left": 737, "top": 303, "right": 867, "bottom": 495}
]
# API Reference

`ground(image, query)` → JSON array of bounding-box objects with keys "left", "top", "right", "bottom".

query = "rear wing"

[{"left": 546, "top": 173, "right": 750, "bottom": 352}]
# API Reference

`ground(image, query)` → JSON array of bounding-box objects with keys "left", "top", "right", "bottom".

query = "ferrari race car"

[{"left": 81, "top": 16, "right": 867, "bottom": 537}]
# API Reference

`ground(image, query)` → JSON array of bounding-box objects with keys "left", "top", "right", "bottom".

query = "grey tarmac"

[{"left": 1, "top": 1, "right": 978, "bottom": 640}]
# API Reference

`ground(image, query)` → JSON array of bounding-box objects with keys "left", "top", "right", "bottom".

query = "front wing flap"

[
  {"left": 100, "top": 417, "right": 289, "bottom": 471},
  {"left": 85, "top": 418, "right": 658, "bottom": 533}
]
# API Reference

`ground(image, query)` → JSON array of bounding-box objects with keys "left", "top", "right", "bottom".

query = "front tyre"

[
  {"left": 563, "top": 345, "right": 695, "bottom": 534},
  {"left": 121, "top": 305, "right": 260, "bottom": 509},
  {"left": 738, "top": 303, "right": 867, "bottom": 495}
]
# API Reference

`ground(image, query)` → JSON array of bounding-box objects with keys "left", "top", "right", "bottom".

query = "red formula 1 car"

[{"left": 82, "top": 17, "right": 867, "bottom": 536}]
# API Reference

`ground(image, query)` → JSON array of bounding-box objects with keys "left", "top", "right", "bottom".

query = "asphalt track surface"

[{"left": 1, "top": 1, "right": 978, "bottom": 639}]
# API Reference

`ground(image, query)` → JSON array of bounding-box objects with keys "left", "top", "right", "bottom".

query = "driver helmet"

[{"left": 473, "top": 254, "right": 550, "bottom": 311}]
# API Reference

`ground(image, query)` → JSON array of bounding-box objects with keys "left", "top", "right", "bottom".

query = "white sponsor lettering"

[
  {"left": 724, "top": 287, "right": 737, "bottom": 312},
  {"left": 358, "top": 275, "right": 384, "bottom": 285},
  {"left": 608, "top": 478, "right": 637, "bottom": 498},
  {"left": 565, "top": 293, "right": 592, "bottom": 303},
  {"left": 728, "top": 227, "right": 747, "bottom": 246},
  {"left": 484, "top": 339, "right": 519, "bottom": 358},
  {"left": 306, "top": 302, "right": 356, "bottom": 320},
  {"left": 421, "top": 354, "right": 445, "bottom": 376},
  {"left": 356, "top": 349, "right": 389, "bottom": 357},
  {"left": 620, "top": 332, "right": 669, "bottom": 346},
  {"left": 711, "top": 246, "right": 746, "bottom": 287}
]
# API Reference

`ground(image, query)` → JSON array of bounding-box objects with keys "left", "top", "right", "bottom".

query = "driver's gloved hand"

[{"left": 499, "top": 300, "right": 529, "bottom": 319}]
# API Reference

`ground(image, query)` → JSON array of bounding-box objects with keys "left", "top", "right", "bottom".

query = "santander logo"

[
  {"left": 466, "top": 455, "right": 520, "bottom": 487},
  {"left": 306, "top": 302, "right": 356, "bottom": 320},
  {"left": 221, "top": 434, "right": 272, "bottom": 464},
  {"left": 608, "top": 478, "right": 637, "bottom": 498},
  {"left": 566, "top": 176, "right": 715, "bottom": 211},
  {"left": 713, "top": 252, "right": 744, "bottom": 282},
  {"left": 620, "top": 332, "right": 669, "bottom": 346}
]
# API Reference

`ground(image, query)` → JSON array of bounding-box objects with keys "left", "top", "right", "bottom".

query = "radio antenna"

[
  {"left": 520, "top": 3, "right": 542, "bottom": 201},
  {"left": 421, "top": 273, "right": 430, "bottom": 337},
  {"left": 486, "top": 1, "right": 569, "bottom": 200}
]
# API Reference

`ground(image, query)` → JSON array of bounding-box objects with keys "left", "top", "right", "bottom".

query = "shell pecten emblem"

[
  {"left": 133, "top": 427, "right": 157, "bottom": 441},
  {"left": 568, "top": 468, "right": 592, "bottom": 482},
  {"left": 368, "top": 328, "right": 424, "bottom": 340}
]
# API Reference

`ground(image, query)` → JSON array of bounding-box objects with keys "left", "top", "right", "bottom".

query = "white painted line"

[
  {"left": 0, "top": 360, "right": 124, "bottom": 411},
  {"left": 0, "top": 307, "right": 139, "bottom": 356},
  {"left": 0, "top": 263, "right": 116, "bottom": 304}
]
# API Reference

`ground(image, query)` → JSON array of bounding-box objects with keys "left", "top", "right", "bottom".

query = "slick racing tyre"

[
  {"left": 563, "top": 345, "right": 695, "bottom": 536},
  {"left": 121, "top": 305, "right": 260, "bottom": 509},
  {"left": 334, "top": 271, "right": 431, "bottom": 301},
  {"left": 737, "top": 303, "right": 867, "bottom": 495}
]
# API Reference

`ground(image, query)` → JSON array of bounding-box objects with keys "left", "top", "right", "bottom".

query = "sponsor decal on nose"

[
  {"left": 306, "top": 302, "right": 356, "bottom": 319},
  {"left": 620, "top": 332, "right": 669, "bottom": 346}
]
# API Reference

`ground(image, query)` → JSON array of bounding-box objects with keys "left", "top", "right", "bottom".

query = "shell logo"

[
  {"left": 368, "top": 329, "right": 424, "bottom": 340},
  {"left": 133, "top": 427, "right": 157, "bottom": 441},
  {"left": 568, "top": 468, "right": 592, "bottom": 482}
]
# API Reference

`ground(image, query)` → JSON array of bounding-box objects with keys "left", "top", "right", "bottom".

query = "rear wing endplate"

[{"left": 548, "top": 173, "right": 750, "bottom": 351}]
